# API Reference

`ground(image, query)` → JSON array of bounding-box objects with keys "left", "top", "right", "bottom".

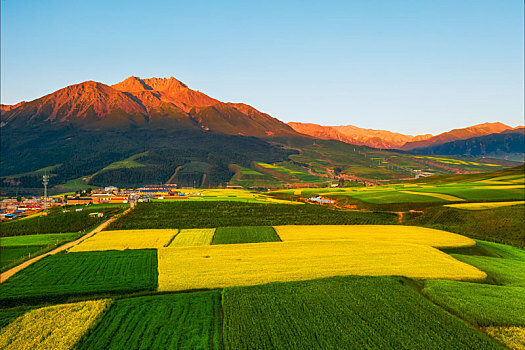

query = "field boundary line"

[
  {"left": 164, "top": 229, "right": 181, "bottom": 247},
  {"left": 0, "top": 207, "right": 132, "bottom": 283}
]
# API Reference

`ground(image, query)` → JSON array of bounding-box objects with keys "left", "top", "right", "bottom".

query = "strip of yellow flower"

[
  {"left": 168, "top": 228, "right": 215, "bottom": 247},
  {"left": 399, "top": 190, "right": 465, "bottom": 201},
  {"left": 157, "top": 241, "right": 485, "bottom": 291},
  {"left": 445, "top": 201, "right": 525, "bottom": 211},
  {"left": 274, "top": 225, "right": 475, "bottom": 248},
  {"left": 70, "top": 229, "right": 178, "bottom": 251},
  {"left": 0, "top": 299, "right": 109, "bottom": 350}
]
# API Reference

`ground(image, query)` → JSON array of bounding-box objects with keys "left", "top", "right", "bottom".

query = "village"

[{"left": 0, "top": 185, "right": 207, "bottom": 221}]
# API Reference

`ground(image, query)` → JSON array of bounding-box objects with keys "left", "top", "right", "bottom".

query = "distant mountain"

[
  {"left": 399, "top": 122, "right": 515, "bottom": 150},
  {"left": 412, "top": 128, "right": 525, "bottom": 161},
  {"left": 2, "top": 76, "right": 298, "bottom": 138},
  {"left": 288, "top": 121, "right": 519, "bottom": 151},
  {"left": 288, "top": 122, "right": 432, "bottom": 149}
]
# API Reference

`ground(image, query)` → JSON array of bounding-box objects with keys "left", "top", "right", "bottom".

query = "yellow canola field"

[
  {"left": 70, "top": 229, "right": 178, "bottom": 252},
  {"left": 177, "top": 188, "right": 300, "bottom": 204},
  {"left": 483, "top": 327, "right": 525, "bottom": 350},
  {"left": 445, "top": 201, "right": 525, "bottom": 211},
  {"left": 157, "top": 241, "right": 486, "bottom": 291},
  {"left": 168, "top": 228, "right": 215, "bottom": 247},
  {"left": 0, "top": 299, "right": 108, "bottom": 350},
  {"left": 274, "top": 225, "right": 475, "bottom": 248},
  {"left": 399, "top": 190, "right": 465, "bottom": 202}
]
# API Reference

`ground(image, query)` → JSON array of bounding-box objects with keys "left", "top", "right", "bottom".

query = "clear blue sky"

[{"left": 1, "top": 0, "right": 523, "bottom": 135}]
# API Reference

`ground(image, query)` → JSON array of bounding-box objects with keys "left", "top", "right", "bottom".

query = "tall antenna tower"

[{"left": 43, "top": 174, "right": 49, "bottom": 212}]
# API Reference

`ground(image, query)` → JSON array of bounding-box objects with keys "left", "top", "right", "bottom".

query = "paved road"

[{"left": 0, "top": 208, "right": 131, "bottom": 283}]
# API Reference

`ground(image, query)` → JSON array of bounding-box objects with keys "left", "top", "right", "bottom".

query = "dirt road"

[{"left": 0, "top": 208, "right": 131, "bottom": 283}]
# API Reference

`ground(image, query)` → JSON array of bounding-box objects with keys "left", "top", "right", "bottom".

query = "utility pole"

[{"left": 43, "top": 174, "right": 49, "bottom": 213}]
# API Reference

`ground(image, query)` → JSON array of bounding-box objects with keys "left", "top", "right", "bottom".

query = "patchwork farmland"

[{"left": 1, "top": 166, "right": 524, "bottom": 349}]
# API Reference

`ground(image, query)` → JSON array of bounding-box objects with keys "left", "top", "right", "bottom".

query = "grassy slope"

[
  {"left": 423, "top": 240, "right": 525, "bottom": 327},
  {"left": 211, "top": 226, "right": 281, "bottom": 245},
  {"left": 404, "top": 205, "right": 525, "bottom": 248},
  {"left": 423, "top": 281, "right": 525, "bottom": 327},
  {"left": 222, "top": 276, "right": 500, "bottom": 349}
]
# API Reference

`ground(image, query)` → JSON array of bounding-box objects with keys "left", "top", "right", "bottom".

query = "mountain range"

[
  {"left": 1, "top": 76, "right": 522, "bottom": 192},
  {"left": 287, "top": 122, "right": 520, "bottom": 150}
]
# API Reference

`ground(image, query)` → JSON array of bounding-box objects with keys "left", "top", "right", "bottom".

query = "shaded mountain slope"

[
  {"left": 400, "top": 122, "right": 515, "bottom": 150},
  {"left": 412, "top": 129, "right": 525, "bottom": 161}
]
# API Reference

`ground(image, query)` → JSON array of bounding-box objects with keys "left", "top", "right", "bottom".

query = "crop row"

[
  {"left": 107, "top": 201, "right": 398, "bottom": 230},
  {"left": 0, "top": 250, "right": 157, "bottom": 306}
]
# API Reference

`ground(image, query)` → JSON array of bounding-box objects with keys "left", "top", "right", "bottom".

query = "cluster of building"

[
  {"left": 0, "top": 197, "right": 50, "bottom": 220},
  {"left": 0, "top": 185, "right": 204, "bottom": 221},
  {"left": 65, "top": 185, "right": 202, "bottom": 206}
]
